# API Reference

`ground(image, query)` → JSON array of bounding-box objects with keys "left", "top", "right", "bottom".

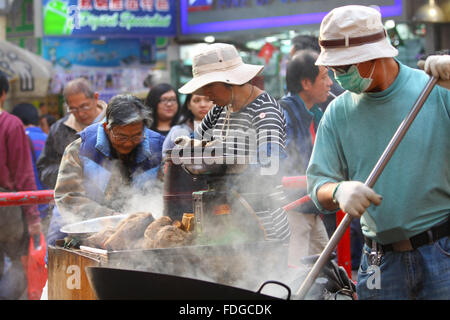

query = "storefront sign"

[
  {"left": 182, "top": 0, "right": 404, "bottom": 34},
  {"left": 43, "top": 0, "right": 176, "bottom": 36},
  {"left": 42, "top": 37, "right": 144, "bottom": 67}
]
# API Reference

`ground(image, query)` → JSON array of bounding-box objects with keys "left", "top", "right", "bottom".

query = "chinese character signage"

[{"left": 43, "top": 0, "right": 176, "bottom": 36}]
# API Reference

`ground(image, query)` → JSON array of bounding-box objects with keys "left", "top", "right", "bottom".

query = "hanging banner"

[
  {"left": 42, "top": 37, "right": 166, "bottom": 97},
  {"left": 0, "top": 40, "right": 53, "bottom": 99},
  {"left": 43, "top": 0, "right": 177, "bottom": 36},
  {"left": 42, "top": 37, "right": 144, "bottom": 67}
]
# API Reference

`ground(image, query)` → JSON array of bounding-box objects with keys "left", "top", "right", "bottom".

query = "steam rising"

[{"left": 58, "top": 142, "right": 325, "bottom": 300}]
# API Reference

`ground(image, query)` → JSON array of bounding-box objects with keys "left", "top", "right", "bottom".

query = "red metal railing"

[
  {"left": 282, "top": 175, "right": 307, "bottom": 189},
  {"left": 0, "top": 190, "right": 54, "bottom": 206}
]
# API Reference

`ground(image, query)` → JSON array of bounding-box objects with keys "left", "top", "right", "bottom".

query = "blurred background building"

[{"left": 1, "top": 0, "right": 449, "bottom": 115}]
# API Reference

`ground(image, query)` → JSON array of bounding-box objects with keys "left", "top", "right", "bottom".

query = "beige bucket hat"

[
  {"left": 316, "top": 5, "right": 398, "bottom": 66},
  {"left": 179, "top": 43, "right": 264, "bottom": 94}
]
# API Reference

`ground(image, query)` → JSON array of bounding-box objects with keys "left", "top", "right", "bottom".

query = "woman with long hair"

[
  {"left": 144, "top": 83, "right": 181, "bottom": 136},
  {"left": 162, "top": 93, "right": 213, "bottom": 156}
]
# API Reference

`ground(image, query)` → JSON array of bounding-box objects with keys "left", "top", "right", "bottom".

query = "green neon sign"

[{"left": 43, "top": 0, "right": 175, "bottom": 36}]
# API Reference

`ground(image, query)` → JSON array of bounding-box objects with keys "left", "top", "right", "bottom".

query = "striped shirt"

[
  {"left": 195, "top": 92, "right": 286, "bottom": 159},
  {"left": 194, "top": 92, "right": 290, "bottom": 242}
]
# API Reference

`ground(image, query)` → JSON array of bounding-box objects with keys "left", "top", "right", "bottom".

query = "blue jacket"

[
  {"left": 280, "top": 94, "right": 322, "bottom": 175},
  {"left": 279, "top": 94, "right": 323, "bottom": 213},
  {"left": 26, "top": 126, "right": 49, "bottom": 218},
  {"left": 78, "top": 122, "right": 164, "bottom": 203}
]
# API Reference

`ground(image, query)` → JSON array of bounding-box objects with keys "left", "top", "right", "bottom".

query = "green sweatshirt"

[{"left": 307, "top": 61, "right": 450, "bottom": 244}]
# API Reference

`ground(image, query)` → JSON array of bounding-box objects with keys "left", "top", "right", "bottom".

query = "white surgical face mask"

[{"left": 334, "top": 61, "right": 376, "bottom": 93}]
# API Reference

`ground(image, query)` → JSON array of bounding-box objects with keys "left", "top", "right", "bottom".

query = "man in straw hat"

[
  {"left": 177, "top": 43, "right": 290, "bottom": 242},
  {"left": 306, "top": 5, "right": 449, "bottom": 299}
]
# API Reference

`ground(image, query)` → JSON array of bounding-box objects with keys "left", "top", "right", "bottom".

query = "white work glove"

[
  {"left": 333, "top": 181, "right": 383, "bottom": 218},
  {"left": 417, "top": 55, "right": 450, "bottom": 89}
]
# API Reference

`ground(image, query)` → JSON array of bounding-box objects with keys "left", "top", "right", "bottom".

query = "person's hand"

[
  {"left": 333, "top": 181, "right": 383, "bottom": 218},
  {"left": 205, "top": 140, "right": 221, "bottom": 148},
  {"left": 28, "top": 221, "right": 42, "bottom": 237},
  {"left": 174, "top": 136, "right": 191, "bottom": 147},
  {"left": 174, "top": 136, "right": 204, "bottom": 148},
  {"left": 417, "top": 55, "right": 450, "bottom": 89}
]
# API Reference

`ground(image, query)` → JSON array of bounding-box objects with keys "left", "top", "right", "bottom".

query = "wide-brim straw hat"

[
  {"left": 179, "top": 43, "right": 264, "bottom": 94},
  {"left": 316, "top": 5, "right": 398, "bottom": 66}
]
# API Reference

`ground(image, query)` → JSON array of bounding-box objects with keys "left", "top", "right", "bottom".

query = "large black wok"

[
  {"left": 85, "top": 267, "right": 289, "bottom": 300},
  {"left": 84, "top": 252, "right": 352, "bottom": 300}
]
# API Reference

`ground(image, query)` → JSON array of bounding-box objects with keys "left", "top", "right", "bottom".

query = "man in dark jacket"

[
  {"left": 37, "top": 78, "right": 106, "bottom": 246},
  {"left": 290, "top": 34, "right": 344, "bottom": 112},
  {"left": 37, "top": 78, "right": 106, "bottom": 189},
  {"left": 280, "top": 50, "right": 332, "bottom": 266}
]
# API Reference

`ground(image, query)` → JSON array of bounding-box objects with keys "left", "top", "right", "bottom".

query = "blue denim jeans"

[{"left": 356, "top": 236, "right": 450, "bottom": 300}]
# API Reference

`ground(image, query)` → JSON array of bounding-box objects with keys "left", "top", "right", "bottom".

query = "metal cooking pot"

[
  {"left": 180, "top": 156, "right": 249, "bottom": 176},
  {"left": 60, "top": 214, "right": 128, "bottom": 239},
  {"left": 85, "top": 266, "right": 290, "bottom": 300}
]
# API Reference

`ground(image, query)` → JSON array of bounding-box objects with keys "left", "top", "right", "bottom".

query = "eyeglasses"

[
  {"left": 110, "top": 130, "right": 144, "bottom": 143},
  {"left": 159, "top": 97, "right": 177, "bottom": 104},
  {"left": 66, "top": 104, "right": 93, "bottom": 114}
]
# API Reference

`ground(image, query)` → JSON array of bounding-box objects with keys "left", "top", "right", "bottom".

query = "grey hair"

[
  {"left": 105, "top": 94, "right": 152, "bottom": 129},
  {"left": 63, "top": 77, "right": 95, "bottom": 100}
]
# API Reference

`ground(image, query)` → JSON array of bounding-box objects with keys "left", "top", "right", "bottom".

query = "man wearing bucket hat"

[
  {"left": 177, "top": 43, "right": 290, "bottom": 242},
  {"left": 306, "top": 5, "right": 450, "bottom": 299}
]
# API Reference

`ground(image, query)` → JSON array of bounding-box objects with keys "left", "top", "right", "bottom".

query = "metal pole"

[{"left": 296, "top": 76, "right": 439, "bottom": 299}]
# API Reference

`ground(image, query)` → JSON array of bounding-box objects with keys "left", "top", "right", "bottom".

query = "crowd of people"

[{"left": 0, "top": 4, "right": 449, "bottom": 300}]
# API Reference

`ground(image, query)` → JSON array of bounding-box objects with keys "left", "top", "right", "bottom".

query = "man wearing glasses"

[
  {"left": 307, "top": 5, "right": 450, "bottom": 299},
  {"left": 53, "top": 95, "right": 164, "bottom": 224},
  {"left": 37, "top": 77, "right": 106, "bottom": 190},
  {"left": 37, "top": 78, "right": 107, "bottom": 247}
]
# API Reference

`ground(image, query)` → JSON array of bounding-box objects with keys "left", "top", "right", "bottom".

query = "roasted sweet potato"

[
  {"left": 152, "top": 225, "right": 193, "bottom": 248},
  {"left": 104, "top": 212, "right": 154, "bottom": 251},
  {"left": 83, "top": 226, "right": 116, "bottom": 249},
  {"left": 144, "top": 216, "right": 173, "bottom": 241}
]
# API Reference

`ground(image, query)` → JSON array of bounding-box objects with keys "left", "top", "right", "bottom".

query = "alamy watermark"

[
  {"left": 366, "top": 265, "right": 381, "bottom": 290},
  {"left": 169, "top": 128, "right": 282, "bottom": 176},
  {"left": 66, "top": 265, "right": 81, "bottom": 290}
]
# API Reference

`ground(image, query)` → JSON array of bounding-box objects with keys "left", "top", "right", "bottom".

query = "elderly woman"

[
  {"left": 53, "top": 95, "right": 165, "bottom": 226},
  {"left": 179, "top": 43, "right": 287, "bottom": 169},
  {"left": 177, "top": 43, "right": 289, "bottom": 242}
]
